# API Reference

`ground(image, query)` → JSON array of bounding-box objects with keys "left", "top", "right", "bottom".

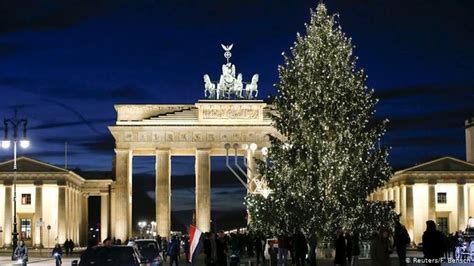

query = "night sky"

[{"left": 1, "top": 1, "right": 473, "bottom": 230}]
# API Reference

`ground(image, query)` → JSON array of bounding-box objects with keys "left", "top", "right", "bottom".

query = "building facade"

[
  {"left": 0, "top": 157, "right": 112, "bottom": 248},
  {"left": 371, "top": 118, "right": 474, "bottom": 244},
  {"left": 109, "top": 100, "right": 278, "bottom": 240}
]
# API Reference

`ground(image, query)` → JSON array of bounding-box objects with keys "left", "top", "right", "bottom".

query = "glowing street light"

[{"left": 2, "top": 111, "right": 29, "bottom": 259}]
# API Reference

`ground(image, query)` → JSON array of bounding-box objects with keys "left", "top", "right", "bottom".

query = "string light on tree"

[{"left": 245, "top": 3, "right": 397, "bottom": 239}]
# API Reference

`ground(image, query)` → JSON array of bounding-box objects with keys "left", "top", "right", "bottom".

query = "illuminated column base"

[
  {"left": 111, "top": 149, "right": 132, "bottom": 241},
  {"left": 156, "top": 149, "right": 171, "bottom": 239},
  {"left": 195, "top": 149, "right": 211, "bottom": 233},
  {"left": 4, "top": 184, "right": 12, "bottom": 247},
  {"left": 100, "top": 193, "right": 109, "bottom": 242}
]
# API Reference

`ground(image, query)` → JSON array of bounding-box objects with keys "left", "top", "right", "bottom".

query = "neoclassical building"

[
  {"left": 0, "top": 157, "right": 112, "bottom": 248},
  {"left": 108, "top": 100, "right": 278, "bottom": 241},
  {"left": 371, "top": 118, "right": 474, "bottom": 244}
]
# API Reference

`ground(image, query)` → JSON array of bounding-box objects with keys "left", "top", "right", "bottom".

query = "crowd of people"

[{"left": 68, "top": 218, "right": 466, "bottom": 266}]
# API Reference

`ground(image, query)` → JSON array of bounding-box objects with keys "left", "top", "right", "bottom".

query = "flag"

[{"left": 189, "top": 224, "right": 203, "bottom": 264}]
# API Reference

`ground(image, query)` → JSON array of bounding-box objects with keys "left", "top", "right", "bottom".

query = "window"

[
  {"left": 20, "top": 218, "right": 32, "bottom": 240},
  {"left": 437, "top": 192, "right": 447, "bottom": 204},
  {"left": 437, "top": 217, "right": 449, "bottom": 234},
  {"left": 21, "top": 194, "right": 31, "bottom": 205}
]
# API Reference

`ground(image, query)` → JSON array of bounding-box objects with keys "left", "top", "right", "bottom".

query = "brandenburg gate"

[
  {"left": 108, "top": 45, "right": 278, "bottom": 240},
  {"left": 109, "top": 101, "right": 276, "bottom": 240}
]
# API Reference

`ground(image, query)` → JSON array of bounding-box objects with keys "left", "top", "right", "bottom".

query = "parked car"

[
  {"left": 132, "top": 239, "right": 163, "bottom": 265},
  {"left": 75, "top": 245, "right": 143, "bottom": 266}
]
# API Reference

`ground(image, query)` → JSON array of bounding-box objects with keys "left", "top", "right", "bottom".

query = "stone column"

[
  {"left": 388, "top": 188, "right": 394, "bottom": 201},
  {"left": 469, "top": 186, "right": 474, "bottom": 218},
  {"left": 428, "top": 181, "right": 436, "bottom": 221},
  {"left": 100, "top": 193, "right": 109, "bottom": 242},
  {"left": 34, "top": 183, "right": 43, "bottom": 247},
  {"left": 58, "top": 185, "right": 67, "bottom": 244},
  {"left": 195, "top": 149, "right": 211, "bottom": 233},
  {"left": 406, "top": 184, "right": 414, "bottom": 240},
  {"left": 458, "top": 181, "right": 466, "bottom": 230},
  {"left": 81, "top": 194, "right": 89, "bottom": 247},
  {"left": 383, "top": 189, "right": 388, "bottom": 201},
  {"left": 4, "top": 184, "right": 12, "bottom": 247},
  {"left": 399, "top": 184, "right": 406, "bottom": 226},
  {"left": 394, "top": 186, "right": 400, "bottom": 214},
  {"left": 156, "top": 149, "right": 171, "bottom": 238},
  {"left": 111, "top": 149, "right": 132, "bottom": 241},
  {"left": 65, "top": 186, "right": 69, "bottom": 239},
  {"left": 75, "top": 189, "right": 80, "bottom": 243}
]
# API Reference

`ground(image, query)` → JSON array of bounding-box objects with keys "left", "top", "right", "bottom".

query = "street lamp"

[{"left": 2, "top": 112, "right": 29, "bottom": 260}]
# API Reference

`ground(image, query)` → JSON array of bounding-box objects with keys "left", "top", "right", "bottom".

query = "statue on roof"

[{"left": 203, "top": 44, "right": 259, "bottom": 100}]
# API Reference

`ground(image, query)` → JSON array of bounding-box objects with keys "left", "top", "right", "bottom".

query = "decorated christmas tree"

[{"left": 245, "top": 3, "right": 397, "bottom": 239}]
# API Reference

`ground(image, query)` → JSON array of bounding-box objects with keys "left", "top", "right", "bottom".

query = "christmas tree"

[{"left": 245, "top": 3, "right": 397, "bottom": 239}]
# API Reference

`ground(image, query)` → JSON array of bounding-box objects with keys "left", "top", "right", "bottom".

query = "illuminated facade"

[
  {"left": 371, "top": 118, "right": 474, "bottom": 244},
  {"left": 108, "top": 101, "right": 278, "bottom": 240},
  {"left": 0, "top": 157, "right": 112, "bottom": 248}
]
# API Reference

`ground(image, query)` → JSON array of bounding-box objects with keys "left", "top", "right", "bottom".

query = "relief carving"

[{"left": 201, "top": 104, "right": 261, "bottom": 120}]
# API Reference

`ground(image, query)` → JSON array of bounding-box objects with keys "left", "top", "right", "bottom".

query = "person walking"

[
  {"left": 204, "top": 233, "right": 218, "bottom": 266},
  {"left": 254, "top": 235, "right": 265, "bottom": 266},
  {"left": 334, "top": 229, "right": 346, "bottom": 266},
  {"left": 345, "top": 231, "right": 352, "bottom": 266},
  {"left": 167, "top": 235, "right": 181, "bottom": 266},
  {"left": 63, "top": 239, "right": 70, "bottom": 256},
  {"left": 422, "top": 220, "right": 446, "bottom": 265},
  {"left": 370, "top": 228, "right": 391, "bottom": 266},
  {"left": 162, "top": 237, "right": 168, "bottom": 263},
  {"left": 291, "top": 230, "right": 308, "bottom": 266},
  {"left": 217, "top": 231, "right": 228, "bottom": 266},
  {"left": 182, "top": 235, "right": 190, "bottom": 262},
  {"left": 393, "top": 220, "right": 410, "bottom": 266},
  {"left": 69, "top": 239, "right": 75, "bottom": 255},
  {"left": 349, "top": 231, "right": 360, "bottom": 266},
  {"left": 307, "top": 233, "right": 317, "bottom": 266},
  {"left": 277, "top": 234, "right": 290, "bottom": 265}
]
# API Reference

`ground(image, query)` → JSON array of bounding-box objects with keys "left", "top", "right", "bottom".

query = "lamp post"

[{"left": 2, "top": 113, "right": 29, "bottom": 259}]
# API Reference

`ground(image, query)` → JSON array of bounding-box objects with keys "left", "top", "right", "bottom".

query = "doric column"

[
  {"left": 399, "top": 184, "right": 407, "bottom": 226},
  {"left": 156, "top": 149, "right": 171, "bottom": 238},
  {"left": 428, "top": 180, "right": 436, "bottom": 221},
  {"left": 406, "top": 184, "right": 414, "bottom": 240},
  {"left": 388, "top": 187, "right": 394, "bottom": 201},
  {"left": 81, "top": 194, "right": 89, "bottom": 247},
  {"left": 65, "top": 185, "right": 69, "bottom": 239},
  {"left": 100, "top": 193, "right": 109, "bottom": 242},
  {"left": 195, "top": 149, "right": 211, "bottom": 233},
  {"left": 4, "top": 184, "right": 12, "bottom": 247},
  {"left": 394, "top": 186, "right": 400, "bottom": 214},
  {"left": 383, "top": 189, "right": 388, "bottom": 201},
  {"left": 111, "top": 149, "right": 132, "bottom": 241},
  {"left": 458, "top": 180, "right": 466, "bottom": 230},
  {"left": 75, "top": 189, "right": 80, "bottom": 243},
  {"left": 469, "top": 186, "right": 474, "bottom": 218},
  {"left": 34, "top": 182, "right": 43, "bottom": 247},
  {"left": 58, "top": 185, "right": 67, "bottom": 244}
]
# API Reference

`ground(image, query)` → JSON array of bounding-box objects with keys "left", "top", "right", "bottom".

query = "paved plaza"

[{"left": 0, "top": 250, "right": 473, "bottom": 266}]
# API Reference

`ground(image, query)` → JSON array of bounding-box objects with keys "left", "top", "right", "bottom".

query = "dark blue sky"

[{"left": 1, "top": 1, "right": 474, "bottom": 224}]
